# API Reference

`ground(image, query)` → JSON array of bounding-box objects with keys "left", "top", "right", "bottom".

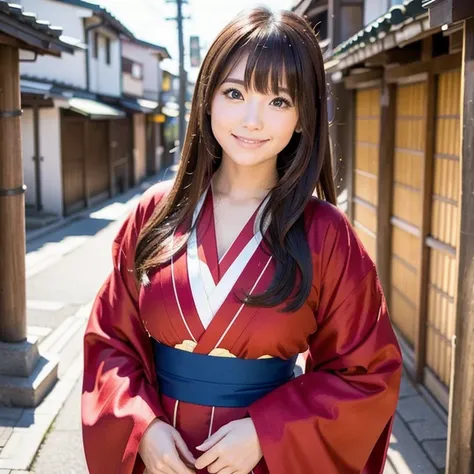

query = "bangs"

[{"left": 219, "top": 26, "right": 302, "bottom": 102}]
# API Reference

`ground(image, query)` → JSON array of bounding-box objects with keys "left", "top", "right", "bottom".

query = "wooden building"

[
  {"left": 58, "top": 101, "right": 128, "bottom": 214},
  {"left": 292, "top": 0, "right": 365, "bottom": 206},
  {"left": 320, "top": 0, "right": 474, "bottom": 472},
  {"left": 0, "top": 0, "right": 73, "bottom": 406},
  {"left": 19, "top": 0, "right": 170, "bottom": 218},
  {"left": 19, "top": 0, "right": 136, "bottom": 217},
  {"left": 120, "top": 37, "right": 170, "bottom": 181}
]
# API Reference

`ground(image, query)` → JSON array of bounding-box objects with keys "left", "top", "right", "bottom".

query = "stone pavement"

[
  {"left": 31, "top": 377, "right": 86, "bottom": 473},
  {"left": 386, "top": 374, "right": 447, "bottom": 474}
]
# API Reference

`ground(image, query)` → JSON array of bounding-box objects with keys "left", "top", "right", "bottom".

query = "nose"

[{"left": 241, "top": 100, "right": 263, "bottom": 131}]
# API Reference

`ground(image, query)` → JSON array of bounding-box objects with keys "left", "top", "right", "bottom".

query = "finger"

[
  {"left": 145, "top": 460, "right": 177, "bottom": 474},
  {"left": 151, "top": 463, "right": 178, "bottom": 474},
  {"left": 206, "top": 457, "right": 228, "bottom": 474},
  {"left": 194, "top": 445, "right": 220, "bottom": 469},
  {"left": 166, "top": 451, "right": 195, "bottom": 474},
  {"left": 172, "top": 431, "right": 196, "bottom": 465},
  {"left": 216, "top": 469, "right": 236, "bottom": 474},
  {"left": 196, "top": 425, "right": 231, "bottom": 451}
]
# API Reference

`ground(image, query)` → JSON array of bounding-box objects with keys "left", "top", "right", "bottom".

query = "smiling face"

[{"left": 209, "top": 54, "right": 300, "bottom": 169}]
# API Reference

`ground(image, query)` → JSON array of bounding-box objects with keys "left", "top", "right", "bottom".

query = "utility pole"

[{"left": 166, "top": 0, "right": 189, "bottom": 161}]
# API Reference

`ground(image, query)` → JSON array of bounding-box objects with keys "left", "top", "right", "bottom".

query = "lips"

[{"left": 232, "top": 134, "right": 269, "bottom": 144}]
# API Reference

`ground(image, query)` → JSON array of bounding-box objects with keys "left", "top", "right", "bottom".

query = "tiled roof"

[
  {"left": 333, "top": 0, "right": 427, "bottom": 57},
  {"left": 133, "top": 37, "right": 171, "bottom": 60},
  {"left": 0, "top": 1, "right": 76, "bottom": 53},
  {"left": 55, "top": 1, "right": 170, "bottom": 54},
  {"left": 54, "top": 0, "right": 134, "bottom": 38},
  {"left": 21, "top": 74, "right": 95, "bottom": 98}
]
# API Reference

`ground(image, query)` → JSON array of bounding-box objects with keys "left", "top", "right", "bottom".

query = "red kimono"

[{"left": 82, "top": 180, "right": 402, "bottom": 474}]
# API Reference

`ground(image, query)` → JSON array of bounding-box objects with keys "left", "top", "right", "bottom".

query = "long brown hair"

[{"left": 135, "top": 6, "right": 336, "bottom": 311}]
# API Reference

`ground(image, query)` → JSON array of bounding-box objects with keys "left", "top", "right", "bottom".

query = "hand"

[
  {"left": 194, "top": 419, "right": 263, "bottom": 474},
  {"left": 139, "top": 419, "right": 196, "bottom": 474}
]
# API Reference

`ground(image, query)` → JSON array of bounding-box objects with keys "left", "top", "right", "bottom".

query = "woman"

[{"left": 82, "top": 7, "right": 402, "bottom": 474}]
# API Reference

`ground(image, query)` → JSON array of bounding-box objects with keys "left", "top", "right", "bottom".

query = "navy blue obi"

[{"left": 152, "top": 340, "right": 297, "bottom": 407}]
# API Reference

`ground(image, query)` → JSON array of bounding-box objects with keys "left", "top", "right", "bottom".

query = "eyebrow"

[{"left": 223, "top": 77, "right": 290, "bottom": 95}]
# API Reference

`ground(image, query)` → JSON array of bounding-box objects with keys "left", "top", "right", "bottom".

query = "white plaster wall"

[
  {"left": 39, "top": 108, "right": 63, "bottom": 216},
  {"left": 122, "top": 40, "right": 160, "bottom": 100},
  {"left": 19, "top": 0, "right": 88, "bottom": 89},
  {"left": 88, "top": 29, "right": 121, "bottom": 97},
  {"left": 133, "top": 114, "right": 147, "bottom": 183},
  {"left": 21, "top": 109, "right": 36, "bottom": 207},
  {"left": 123, "top": 73, "right": 144, "bottom": 97},
  {"left": 143, "top": 55, "right": 160, "bottom": 101}
]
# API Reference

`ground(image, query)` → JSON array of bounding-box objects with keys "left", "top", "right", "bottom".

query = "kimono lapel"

[
  {"left": 162, "top": 184, "right": 273, "bottom": 355},
  {"left": 187, "top": 186, "right": 271, "bottom": 329},
  {"left": 187, "top": 187, "right": 215, "bottom": 330},
  {"left": 192, "top": 245, "right": 273, "bottom": 355},
  {"left": 218, "top": 193, "right": 269, "bottom": 276},
  {"left": 186, "top": 185, "right": 273, "bottom": 354},
  {"left": 160, "top": 225, "right": 206, "bottom": 344}
]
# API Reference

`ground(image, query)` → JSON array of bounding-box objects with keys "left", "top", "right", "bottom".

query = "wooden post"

[
  {"left": 0, "top": 44, "right": 27, "bottom": 342},
  {"left": 331, "top": 81, "right": 354, "bottom": 222},
  {"left": 376, "top": 82, "right": 396, "bottom": 299},
  {"left": 107, "top": 120, "right": 114, "bottom": 197},
  {"left": 328, "top": 0, "right": 341, "bottom": 51},
  {"left": 447, "top": 17, "right": 474, "bottom": 474},
  {"left": 108, "top": 120, "right": 118, "bottom": 197},
  {"left": 33, "top": 103, "right": 42, "bottom": 211},
  {"left": 83, "top": 119, "right": 90, "bottom": 207},
  {"left": 411, "top": 37, "right": 437, "bottom": 383}
]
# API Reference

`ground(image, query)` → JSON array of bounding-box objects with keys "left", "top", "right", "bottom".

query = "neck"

[{"left": 212, "top": 156, "right": 278, "bottom": 202}]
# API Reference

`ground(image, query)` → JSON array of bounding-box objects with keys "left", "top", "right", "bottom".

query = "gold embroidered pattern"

[{"left": 174, "top": 340, "right": 272, "bottom": 359}]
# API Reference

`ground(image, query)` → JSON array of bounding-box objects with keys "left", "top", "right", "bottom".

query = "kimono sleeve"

[
  {"left": 82, "top": 191, "right": 168, "bottom": 474},
  {"left": 248, "top": 209, "right": 402, "bottom": 474}
]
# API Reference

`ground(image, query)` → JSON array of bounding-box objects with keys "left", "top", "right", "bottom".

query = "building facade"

[{"left": 17, "top": 0, "right": 169, "bottom": 218}]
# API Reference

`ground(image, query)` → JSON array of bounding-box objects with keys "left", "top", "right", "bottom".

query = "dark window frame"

[
  {"left": 93, "top": 31, "right": 99, "bottom": 59},
  {"left": 105, "top": 37, "right": 111, "bottom": 65}
]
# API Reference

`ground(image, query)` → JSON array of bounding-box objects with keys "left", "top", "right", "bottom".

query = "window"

[
  {"left": 93, "top": 31, "right": 99, "bottom": 58},
  {"left": 122, "top": 57, "right": 143, "bottom": 79},
  {"left": 131, "top": 63, "right": 142, "bottom": 79},
  {"left": 105, "top": 37, "right": 111, "bottom": 65}
]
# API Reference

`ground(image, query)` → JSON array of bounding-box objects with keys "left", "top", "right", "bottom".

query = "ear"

[{"left": 295, "top": 126, "right": 302, "bottom": 133}]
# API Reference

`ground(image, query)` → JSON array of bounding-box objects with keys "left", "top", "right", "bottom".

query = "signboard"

[{"left": 190, "top": 35, "right": 201, "bottom": 68}]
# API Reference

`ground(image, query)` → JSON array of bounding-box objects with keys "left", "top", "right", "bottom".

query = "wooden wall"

[
  {"left": 426, "top": 70, "right": 461, "bottom": 388},
  {"left": 345, "top": 63, "right": 462, "bottom": 410},
  {"left": 133, "top": 113, "right": 147, "bottom": 185},
  {"left": 61, "top": 111, "right": 119, "bottom": 215},
  {"left": 390, "top": 81, "right": 428, "bottom": 348},
  {"left": 353, "top": 87, "right": 380, "bottom": 261}
]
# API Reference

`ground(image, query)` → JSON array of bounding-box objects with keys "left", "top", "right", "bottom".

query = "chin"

[{"left": 223, "top": 150, "right": 275, "bottom": 168}]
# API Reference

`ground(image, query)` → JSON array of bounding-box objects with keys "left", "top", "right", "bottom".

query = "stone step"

[{"left": 0, "top": 355, "right": 58, "bottom": 408}]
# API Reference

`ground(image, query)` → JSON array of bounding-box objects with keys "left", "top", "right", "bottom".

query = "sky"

[{"left": 90, "top": 0, "right": 295, "bottom": 80}]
